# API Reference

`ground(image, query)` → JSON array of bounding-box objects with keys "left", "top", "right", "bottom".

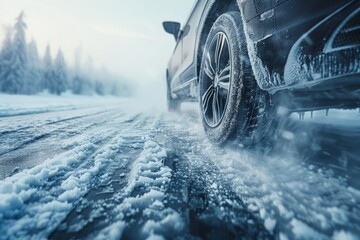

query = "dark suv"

[{"left": 163, "top": 0, "right": 360, "bottom": 144}]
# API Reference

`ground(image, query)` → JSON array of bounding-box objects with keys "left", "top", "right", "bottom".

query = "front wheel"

[{"left": 199, "top": 11, "right": 275, "bottom": 145}]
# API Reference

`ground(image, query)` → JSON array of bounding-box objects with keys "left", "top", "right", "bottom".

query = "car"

[{"left": 163, "top": 0, "right": 360, "bottom": 145}]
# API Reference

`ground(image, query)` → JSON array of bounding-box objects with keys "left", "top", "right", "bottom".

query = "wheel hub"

[{"left": 213, "top": 75, "right": 219, "bottom": 88}]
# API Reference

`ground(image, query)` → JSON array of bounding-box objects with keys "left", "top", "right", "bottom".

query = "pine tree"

[
  {"left": 72, "top": 74, "right": 84, "bottom": 95},
  {"left": 54, "top": 49, "right": 68, "bottom": 95},
  {"left": 27, "top": 39, "right": 41, "bottom": 94},
  {"left": 10, "top": 11, "right": 28, "bottom": 94},
  {"left": 0, "top": 27, "right": 13, "bottom": 92},
  {"left": 72, "top": 46, "right": 84, "bottom": 95},
  {"left": 43, "top": 45, "right": 55, "bottom": 93},
  {"left": 95, "top": 80, "right": 105, "bottom": 95}
]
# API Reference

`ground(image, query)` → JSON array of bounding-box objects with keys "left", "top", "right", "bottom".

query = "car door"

[{"left": 169, "top": 1, "right": 201, "bottom": 92}]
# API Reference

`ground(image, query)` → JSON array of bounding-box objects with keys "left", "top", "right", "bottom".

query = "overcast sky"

[{"left": 0, "top": 0, "right": 195, "bottom": 86}]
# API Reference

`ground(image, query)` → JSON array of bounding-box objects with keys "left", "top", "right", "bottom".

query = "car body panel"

[
  {"left": 166, "top": 0, "right": 360, "bottom": 106},
  {"left": 180, "top": 0, "right": 207, "bottom": 83},
  {"left": 167, "top": 35, "right": 182, "bottom": 92},
  {"left": 168, "top": 0, "right": 204, "bottom": 94},
  {"left": 243, "top": 0, "right": 357, "bottom": 91}
]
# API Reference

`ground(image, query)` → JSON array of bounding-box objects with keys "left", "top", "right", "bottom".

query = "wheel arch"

[{"left": 195, "top": 0, "right": 240, "bottom": 83}]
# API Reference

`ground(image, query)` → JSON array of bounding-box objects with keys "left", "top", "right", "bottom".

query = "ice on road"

[{"left": 0, "top": 95, "right": 359, "bottom": 239}]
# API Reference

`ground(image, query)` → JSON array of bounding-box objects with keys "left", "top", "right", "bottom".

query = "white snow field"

[
  {"left": 0, "top": 93, "right": 123, "bottom": 117},
  {"left": 0, "top": 95, "right": 359, "bottom": 239}
]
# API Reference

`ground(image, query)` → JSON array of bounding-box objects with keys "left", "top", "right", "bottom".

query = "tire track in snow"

[
  {"left": 0, "top": 108, "right": 121, "bottom": 157},
  {"left": 156, "top": 118, "right": 271, "bottom": 239},
  {"left": 62, "top": 113, "right": 270, "bottom": 240},
  {"left": 53, "top": 115, "right": 181, "bottom": 239},
  {"left": 2, "top": 102, "right": 358, "bottom": 239},
  {"left": 0, "top": 108, "right": 144, "bottom": 180},
  {"left": 0, "top": 110, "right": 150, "bottom": 240},
  {"left": 0, "top": 107, "right": 113, "bottom": 136}
]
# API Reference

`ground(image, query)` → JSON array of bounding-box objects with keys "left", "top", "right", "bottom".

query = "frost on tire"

[{"left": 198, "top": 11, "right": 275, "bottom": 145}]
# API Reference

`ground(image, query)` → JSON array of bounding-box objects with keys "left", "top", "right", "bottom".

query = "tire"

[
  {"left": 199, "top": 11, "right": 275, "bottom": 145},
  {"left": 167, "top": 78, "right": 181, "bottom": 112}
]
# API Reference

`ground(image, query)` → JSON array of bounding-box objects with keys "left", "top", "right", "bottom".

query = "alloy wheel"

[{"left": 200, "top": 32, "right": 232, "bottom": 127}]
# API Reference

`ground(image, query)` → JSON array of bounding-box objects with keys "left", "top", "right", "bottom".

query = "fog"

[{"left": 0, "top": 0, "right": 195, "bottom": 104}]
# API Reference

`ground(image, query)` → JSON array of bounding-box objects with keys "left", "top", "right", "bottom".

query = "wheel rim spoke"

[
  {"left": 218, "top": 79, "right": 230, "bottom": 91},
  {"left": 204, "top": 52, "right": 215, "bottom": 79},
  {"left": 202, "top": 86, "right": 214, "bottom": 114},
  {"left": 215, "top": 33, "right": 226, "bottom": 73},
  {"left": 212, "top": 87, "right": 221, "bottom": 125},
  {"left": 218, "top": 74, "right": 230, "bottom": 82},
  {"left": 219, "top": 63, "right": 230, "bottom": 78},
  {"left": 218, "top": 65, "right": 230, "bottom": 90}
]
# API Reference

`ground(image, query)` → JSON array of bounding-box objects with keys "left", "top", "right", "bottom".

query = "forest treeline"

[{"left": 0, "top": 12, "right": 132, "bottom": 96}]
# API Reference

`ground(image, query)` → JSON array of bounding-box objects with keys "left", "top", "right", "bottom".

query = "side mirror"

[{"left": 163, "top": 21, "right": 181, "bottom": 41}]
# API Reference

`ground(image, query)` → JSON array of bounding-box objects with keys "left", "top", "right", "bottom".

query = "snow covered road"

[{"left": 0, "top": 97, "right": 359, "bottom": 239}]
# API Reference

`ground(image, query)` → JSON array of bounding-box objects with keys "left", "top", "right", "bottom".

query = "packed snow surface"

[
  {"left": 0, "top": 96, "right": 359, "bottom": 239},
  {"left": 0, "top": 93, "right": 122, "bottom": 117}
]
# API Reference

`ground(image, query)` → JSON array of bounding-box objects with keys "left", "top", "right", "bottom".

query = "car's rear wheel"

[
  {"left": 167, "top": 78, "right": 181, "bottom": 112},
  {"left": 199, "top": 11, "right": 275, "bottom": 145}
]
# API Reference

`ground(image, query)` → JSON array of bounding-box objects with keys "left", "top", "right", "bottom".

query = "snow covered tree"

[
  {"left": 9, "top": 11, "right": 28, "bottom": 94},
  {"left": 0, "top": 27, "right": 14, "bottom": 92},
  {"left": 71, "top": 74, "right": 90, "bottom": 95},
  {"left": 95, "top": 80, "right": 105, "bottom": 95},
  {"left": 72, "top": 74, "right": 84, "bottom": 94},
  {"left": 53, "top": 49, "right": 68, "bottom": 95},
  {"left": 0, "top": 11, "right": 132, "bottom": 96},
  {"left": 0, "top": 12, "right": 29, "bottom": 94},
  {"left": 26, "top": 39, "right": 41, "bottom": 94},
  {"left": 43, "top": 45, "right": 55, "bottom": 93}
]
